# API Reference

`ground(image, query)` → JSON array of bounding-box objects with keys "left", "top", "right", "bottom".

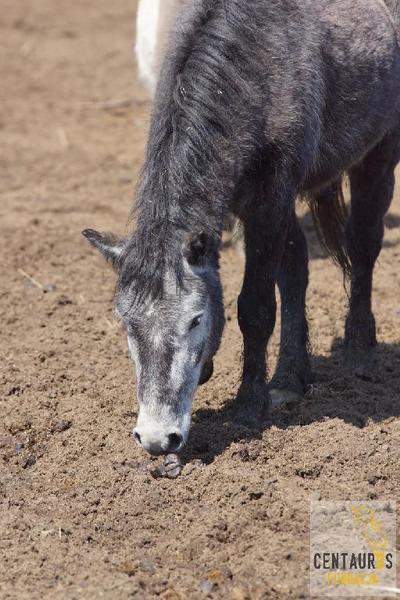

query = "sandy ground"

[{"left": 1, "top": 1, "right": 399, "bottom": 598}]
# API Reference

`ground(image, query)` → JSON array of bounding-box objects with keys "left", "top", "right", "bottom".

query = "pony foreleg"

[
  {"left": 235, "top": 192, "right": 292, "bottom": 426},
  {"left": 269, "top": 211, "right": 311, "bottom": 406}
]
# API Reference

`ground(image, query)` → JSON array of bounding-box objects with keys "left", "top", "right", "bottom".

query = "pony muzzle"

[
  {"left": 133, "top": 405, "right": 191, "bottom": 456},
  {"left": 133, "top": 428, "right": 185, "bottom": 455}
]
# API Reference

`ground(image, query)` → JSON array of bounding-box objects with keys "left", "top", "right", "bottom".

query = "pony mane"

[{"left": 119, "top": 0, "right": 261, "bottom": 304}]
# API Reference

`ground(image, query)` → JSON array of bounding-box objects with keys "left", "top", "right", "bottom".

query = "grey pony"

[{"left": 84, "top": 0, "right": 400, "bottom": 455}]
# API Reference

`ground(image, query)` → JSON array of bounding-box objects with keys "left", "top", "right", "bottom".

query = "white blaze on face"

[{"left": 127, "top": 278, "right": 210, "bottom": 446}]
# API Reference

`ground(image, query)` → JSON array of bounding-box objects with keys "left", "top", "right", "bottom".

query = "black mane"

[{"left": 119, "top": 0, "right": 261, "bottom": 302}]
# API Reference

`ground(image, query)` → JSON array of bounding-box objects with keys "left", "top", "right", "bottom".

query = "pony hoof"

[
  {"left": 269, "top": 388, "right": 302, "bottom": 409},
  {"left": 232, "top": 409, "right": 265, "bottom": 430},
  {"left": 233, "top": 382, "right": 269, "bottom": 429},
  {"left": 353, "top": 365, "right": 374, "bottom": 381},
  {"left": 344, "top": 351, "right": 374, "bottom": 381}
]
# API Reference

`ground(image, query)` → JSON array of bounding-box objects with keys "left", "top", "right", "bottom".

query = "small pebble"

[
  {"left": 184, "top": 458, "right": 204, "bottom": 476},
  {"left": 248, "top": 491, "right": 263, "bottom": 501},
  {"left": 149, "top": 465, "right": 164, "bottom": 479},
  {"left": 43, "top": 283, "right": 57, "bottom": 293},
  {"left": 163, "top": 454, "right": 182, "bottom": 479},
  {"left": 23, "top": 455, "right": 36, "bottom": 469},
  {"left": 15, "top": 442, "right": 24, "bottom": 452},
  {"left": 149, "top": 454, "right": 182, "bottom": 480},
  {"left": 199, "top": 579, "right": 215, "bottom": 594},
  {"left": 231, "top": 587, "right": 249, "bottom": 600},
  {"left": 206, "top": 568, "right": 225, "bottom": 584},
  {"left": 52, "top": 419, "right": 72, "bottom": 433}
]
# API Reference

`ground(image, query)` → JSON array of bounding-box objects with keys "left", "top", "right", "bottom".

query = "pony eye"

[{"left": 189, "top": 315, "right": 202, "bottom": 331}]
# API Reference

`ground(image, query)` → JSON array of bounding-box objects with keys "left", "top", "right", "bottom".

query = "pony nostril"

[
  {"left": 167, "top": 433, "right": 183, "bottom": 452},
  {"left": 134, "top": 431, "right": 141, "bottom": 445}
]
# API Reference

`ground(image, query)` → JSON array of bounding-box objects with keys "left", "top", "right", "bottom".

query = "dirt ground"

[{"left": 1, "top": 1, "right": 399, "bottom": 598}]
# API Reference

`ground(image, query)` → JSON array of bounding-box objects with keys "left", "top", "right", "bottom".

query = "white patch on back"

[{"left": 135, "top": 0, "right": 182, "bottom": 96}]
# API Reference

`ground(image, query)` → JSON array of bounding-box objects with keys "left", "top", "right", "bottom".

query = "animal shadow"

[{"left": 186, "top": 339, "right": 400, "bottom": 464}]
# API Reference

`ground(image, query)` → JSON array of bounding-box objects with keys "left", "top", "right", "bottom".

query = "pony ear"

[
  {"left": 82, "top": 229, "right": 125, "bottom": 268},
  {"left": 184, "top": 232, "right": 213, "bottom": 267}
]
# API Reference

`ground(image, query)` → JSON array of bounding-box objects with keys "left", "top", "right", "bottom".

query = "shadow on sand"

[
  {"left": 186, "top": 209, "right": 400, "bottom": 464},
  {"left": 187, "top": 338, "right": 400, "bottom": 465}
]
